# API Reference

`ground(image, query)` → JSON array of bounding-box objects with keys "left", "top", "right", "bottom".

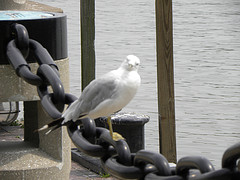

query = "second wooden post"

[{"left": 155, "top": 0, "right": 176, "bottom": 163}]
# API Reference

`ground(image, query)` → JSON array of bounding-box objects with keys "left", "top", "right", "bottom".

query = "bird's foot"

[{"left": 112, "top": 132, "right": 125, "bottom": 141}]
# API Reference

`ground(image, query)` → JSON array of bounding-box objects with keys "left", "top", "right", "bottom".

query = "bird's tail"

[{"left": 34, "top": 117, "right": 65, "bottom": 135}]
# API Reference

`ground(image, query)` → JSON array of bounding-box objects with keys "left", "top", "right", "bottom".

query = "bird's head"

[{"left": 121, "top": 55, "right": 140, "bottom": 71}]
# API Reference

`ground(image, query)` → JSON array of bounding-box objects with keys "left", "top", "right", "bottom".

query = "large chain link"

[
  {"left": 6, "top": 23, "right": 240, "bottom": 180},
  {"left": 7, "top": 23, "right": 77, "bottom": 119}
]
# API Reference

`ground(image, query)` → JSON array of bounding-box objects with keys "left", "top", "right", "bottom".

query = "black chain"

[
  {"left": 6, "top": 23, "right": 240, "bottom": 180},
  {"left": 7, "top": 23, "right": 76, "bottom": 119}
]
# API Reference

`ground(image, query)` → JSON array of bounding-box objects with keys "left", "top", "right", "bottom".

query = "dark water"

[{"left": 35, "top": 0, "right": 240, "bottom": 168}]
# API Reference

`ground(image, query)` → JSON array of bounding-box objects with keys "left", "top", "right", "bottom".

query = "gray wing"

[{"left": 73, "top": 74, "right": 119, "bottom": 118}]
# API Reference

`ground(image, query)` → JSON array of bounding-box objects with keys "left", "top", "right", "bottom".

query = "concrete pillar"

[{"left": 0, "top": 2, "right": 71, "bottom": 179}]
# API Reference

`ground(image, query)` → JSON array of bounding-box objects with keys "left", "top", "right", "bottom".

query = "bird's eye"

[{"left": 135, "top": 62, "right": 140, "bottom": 66}]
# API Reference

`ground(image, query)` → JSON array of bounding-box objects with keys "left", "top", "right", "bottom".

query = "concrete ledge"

[{"left": 0, "top": 141, "right": 68, "bottom": 179}]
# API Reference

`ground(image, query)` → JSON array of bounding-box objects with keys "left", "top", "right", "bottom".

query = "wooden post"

[
  {"left": 80, "top": 0, "right": 95, "bottom": 90},
  {"left": 155, "top": 0, "right": 176, "bottom": 163}
]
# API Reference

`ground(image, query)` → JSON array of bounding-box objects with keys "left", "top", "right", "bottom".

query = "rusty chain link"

[{"left": 6, "top": 23, "right": 240, "bottom": 180}]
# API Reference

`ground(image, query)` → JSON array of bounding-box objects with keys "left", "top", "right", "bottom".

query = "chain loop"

[
  {"left": 11, "top": 23, "right": 29, "bottom": 58},
  {"left": 68, "top": 124, "right": 109, "bottom": 157},
  {"left": 37, "top": 64, "right": 65, "bottom": 112},
  {"left": 222, "top": 142, "right": 240, "bottom": 170},
  {"left": 134, "top": 150, "right": 172, "bottom": 176},
  {"left": 176, "top": 156, "right": 215, "bottom": 176},
  {"left": 29, "top": 39, "right": 59, "bottom": 75},
  {"left": 39, "top": 93, "right": 62, "bottom": 119},
  {"left": 97, "top": 127, "right": 132, "bottom": 166},
  {"left": 102, "top": 154, "right": 144, "bottom": 179}
]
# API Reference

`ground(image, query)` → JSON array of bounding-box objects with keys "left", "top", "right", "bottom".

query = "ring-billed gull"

[{"left": 37, "top": 55, "right": 141, "bottom": 141}]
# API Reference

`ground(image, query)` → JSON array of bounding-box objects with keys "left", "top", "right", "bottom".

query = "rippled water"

[
  {"left": 36, "top": 0, "right": 239, "bottom": 168},
  {"left": 173, "top": 0, "right": 240, "bottom": 167}
]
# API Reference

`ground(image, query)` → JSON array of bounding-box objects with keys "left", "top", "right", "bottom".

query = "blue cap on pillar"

[{"left": 0, "top": 11, "right": 54, "bottom": 20}]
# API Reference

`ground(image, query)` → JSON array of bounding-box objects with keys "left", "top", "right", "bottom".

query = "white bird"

[{"left": 37, "top": 55, "right": 141, "bottom": 141}]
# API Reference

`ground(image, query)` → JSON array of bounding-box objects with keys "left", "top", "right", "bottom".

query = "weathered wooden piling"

[
  {"left": 80, "top": 0, "right": 96, "bottom": 90},
  {"left": 155, "top": 0, "right": 177, "bottom": 163}
]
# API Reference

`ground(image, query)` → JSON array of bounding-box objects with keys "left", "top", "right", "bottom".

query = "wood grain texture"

[
  {"left": 155, "top": 0, "right": 176, "bottom": 163},
  {"left": 80, "top": 0, "right": 96, "bottom": 90}
]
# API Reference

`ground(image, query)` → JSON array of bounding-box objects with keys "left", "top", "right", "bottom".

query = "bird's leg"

[
  {"left": 107, "top": 116, "right": 113, "bottom": 137},
  {"left": 107, "top": 116, "right": 124, "bottom": 141}
]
